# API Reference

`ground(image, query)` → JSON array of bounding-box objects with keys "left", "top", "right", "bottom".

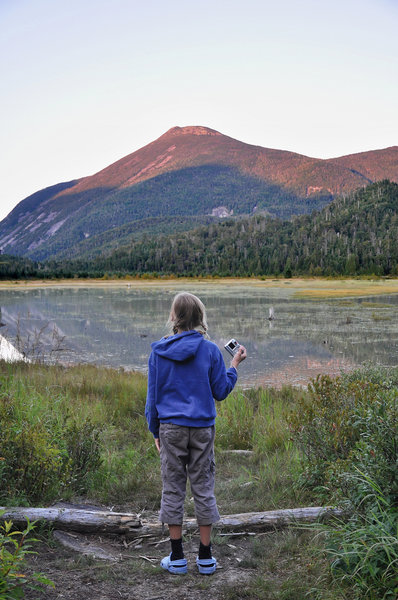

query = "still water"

[{"left": 1, "top": 283, "right": 398, "bottom": 387}]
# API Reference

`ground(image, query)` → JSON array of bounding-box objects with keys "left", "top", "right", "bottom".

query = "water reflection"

[{"left": 0, "top": 284, "right": 397, "bottom": 387}]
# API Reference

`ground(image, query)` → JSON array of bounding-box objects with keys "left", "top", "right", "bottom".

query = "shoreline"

[{"left": 1, "top": 276, "right": 398, "bottom": 298}]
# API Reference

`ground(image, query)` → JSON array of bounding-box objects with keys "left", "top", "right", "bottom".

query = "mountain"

[{"left": 1, "top": 126, "right": 397, "bottom": 261}]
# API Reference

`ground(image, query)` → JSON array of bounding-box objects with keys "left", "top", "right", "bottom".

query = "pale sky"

[{"left": 1, "top": 0, "right": 397, "bottom": 221}]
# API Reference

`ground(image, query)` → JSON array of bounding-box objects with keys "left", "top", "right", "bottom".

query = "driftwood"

[{"left": 0, "top": 506, "right": 343, "bottom": 538}]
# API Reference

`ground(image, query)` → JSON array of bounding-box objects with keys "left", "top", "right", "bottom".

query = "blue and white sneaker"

[
  {"left": 160, "top": 553, "right": 188, "bottom": 575},
  {"left": 196, "top": 556, "right": 217, "bottom": 575}
]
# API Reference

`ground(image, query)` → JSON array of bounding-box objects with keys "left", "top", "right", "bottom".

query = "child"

[{"left": 145, "top": 292, "right": 246, "bottom": 575}]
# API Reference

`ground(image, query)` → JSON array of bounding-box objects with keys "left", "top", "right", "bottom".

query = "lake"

[{"left": 1, "top": 281, "right": 398, "bottom": 387}]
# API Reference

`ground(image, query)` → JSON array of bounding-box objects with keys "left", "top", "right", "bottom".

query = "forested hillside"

[
  {"left": 39, "top": 166, "right": 328, "bottom": 261},
  {"left": 37, "top": 180, "right": 398, "bottom": 278},
  {"left": 0, "top": 254, "right": 38, "bottom": 279}
]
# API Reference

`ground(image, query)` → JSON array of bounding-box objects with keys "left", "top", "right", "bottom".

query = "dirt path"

[{"left": 26, "top": 531, "right": 257, "bottom": 600}]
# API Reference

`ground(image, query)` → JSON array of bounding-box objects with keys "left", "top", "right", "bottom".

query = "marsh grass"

[
  {"left": 0, "top": 361, "right": 159, "bottom": 506},
  {"left": 216, "top": 386, "right": 304, "bottom": 453},
  {"left": 371, "top": 312, "right": 392, "bottom": 321},
  {"left": 0, "top": 361, "right": 310, "bottom": 512},
  {"left": 361, "top": 301, "right": 394, "bottom": 308},
  {"left": 294, "top": 280, "right": 398, "bottom": 298},
  {"left": 214, "top": 385, "right": 310, "bottom": 512}
]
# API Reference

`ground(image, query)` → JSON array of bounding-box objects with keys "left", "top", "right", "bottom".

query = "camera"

[{"left": 224, "top": 338, "right": 241, "bottom": 357}]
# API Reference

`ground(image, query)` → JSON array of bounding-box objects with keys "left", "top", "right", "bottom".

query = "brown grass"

[{"left": 2, "top": 276, "right": 398, "bottom": 299}]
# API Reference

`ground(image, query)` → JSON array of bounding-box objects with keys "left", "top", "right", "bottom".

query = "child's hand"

[
  {"left": 155, "top": 438, "right": 160, "bottom": 453},
  {"left": 231, "top": 345, "right": 247, "bottom": 369}
]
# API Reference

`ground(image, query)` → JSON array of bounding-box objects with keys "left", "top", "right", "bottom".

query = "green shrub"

[
  {"left": 0, "top": 511, "right": 54, "bottom": 598},
  {"left": 287, "top": 373, "right": 395, "bottom": 496},
  {"left": 289, "top": 366, "right": 398, "bottom": 599},
  {"left": 326, "top": 388, "right": 397, "bottom": 511},
  {"left": 0, "top": 363, "right": 161, "bottom": 506},
  {"left": 288, "top": 368, "right": 398, "bottom": 508}
]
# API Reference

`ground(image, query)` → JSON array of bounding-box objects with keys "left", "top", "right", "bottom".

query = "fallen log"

[
  {"left": 215, "top": 506, "right": 344, "bottom": 531},
  {"left": 0, "top": 507, "right": 141, "bottom": 535},
  {"left": 0, "top": 506, "right": 344, "bottom": 537}
]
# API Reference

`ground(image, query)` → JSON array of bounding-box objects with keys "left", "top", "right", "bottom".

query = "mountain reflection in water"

[{"left": 0, "top": 284, "right": 397, "bottom": 388}]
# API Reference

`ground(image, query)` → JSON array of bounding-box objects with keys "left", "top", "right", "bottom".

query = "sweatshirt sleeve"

[
  {"left": 209, "top": 346, "right": 238, "bottom": 401},
  {"left": 145, "top": 351, "right": 160, "bottom": 438}
]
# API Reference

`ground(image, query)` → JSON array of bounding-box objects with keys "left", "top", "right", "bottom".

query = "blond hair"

[{"left": 168, "top": 292, "right": 208, "bottom": 336}]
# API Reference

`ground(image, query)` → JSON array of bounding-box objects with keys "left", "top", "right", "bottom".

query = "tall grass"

[
  {"left": 0, "top": 361, "right": 309, "bottom": 512},
  {"left": 326, "top": 488, "right": 398, "bottom": 599},
  {"left": 0, "top": 362, "right": 158, "bottom": 506},
  {"left": 215, "top": 385, "right": 311, "bottom": 512},
  {"left": 216, "top": 385, "right": 304, "bottom": 453}
]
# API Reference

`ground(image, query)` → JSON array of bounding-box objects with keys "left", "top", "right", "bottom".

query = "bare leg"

[
  {"left": 169, "top": 524, "right": 182, "bottom": 540},
  {"left": 199, "top": 524, "right": 212, "bottom": 546},
  {"left": 169, "top": 524, "right": 211, "bottom": 544}
]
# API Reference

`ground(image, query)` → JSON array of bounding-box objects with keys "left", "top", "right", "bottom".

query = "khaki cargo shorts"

[{"left": 159, "top": 423, "right": 220, "bottom": 526}]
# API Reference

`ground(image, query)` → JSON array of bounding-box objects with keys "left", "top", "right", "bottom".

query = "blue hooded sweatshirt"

[{"left": 145, "top": 330, "right": 237, "bottom": 438}]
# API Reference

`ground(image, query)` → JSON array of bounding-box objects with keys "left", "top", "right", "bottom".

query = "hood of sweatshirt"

[{"left": 151, "top": 330, "right": 204, "bottom": 362}]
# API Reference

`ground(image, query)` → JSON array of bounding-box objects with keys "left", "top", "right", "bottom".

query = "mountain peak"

[
  {"left": 163, "top": 125, "right": 222, "bottom": 137},
  {"left": 2, "top": 126, "right": 398, "bottom": 262}
]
